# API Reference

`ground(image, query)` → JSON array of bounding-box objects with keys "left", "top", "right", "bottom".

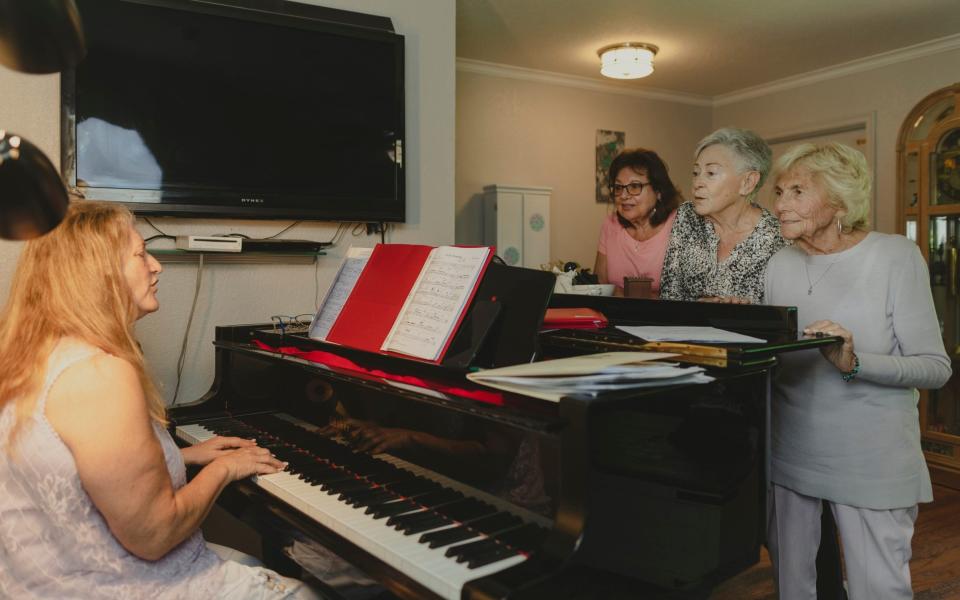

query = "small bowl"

[{"left": 570, "top": 284, "right": 616, "bottom": 296}]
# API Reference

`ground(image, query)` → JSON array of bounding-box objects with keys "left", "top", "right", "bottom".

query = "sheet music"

[
  {"left": 381, "top": 246, "right": 491, "bottom": 361},
  {"left": 309, "top": 246, "right": 373, "bottom": 341}
]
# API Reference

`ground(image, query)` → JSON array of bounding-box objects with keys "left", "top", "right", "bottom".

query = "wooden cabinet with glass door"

[{"left": 897, "top": 83, "right": 960, "bottom": 488}]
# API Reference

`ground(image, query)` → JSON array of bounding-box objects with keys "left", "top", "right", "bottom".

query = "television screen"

[{"left": 62, "top": 0, "right": 405, "bottom": 222}]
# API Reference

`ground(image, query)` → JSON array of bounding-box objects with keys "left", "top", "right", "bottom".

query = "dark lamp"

[
  {"left": 0, "top": 131, "right": 69, "bottom": 240},
  {"left": 0, "top": 0, "right": 85, "bottom": 240},
  {"left": 0, "top": 0, "right": 85, "bottom": 74}
]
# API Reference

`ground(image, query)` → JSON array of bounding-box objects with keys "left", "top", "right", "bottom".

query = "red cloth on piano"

[{"left": 252, "top": 340, "right": 505, "bottom": 406}]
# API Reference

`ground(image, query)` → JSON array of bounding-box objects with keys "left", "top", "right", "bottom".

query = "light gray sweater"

[{"left": 764, "top": 232, "right": 951, "bottom": 510}]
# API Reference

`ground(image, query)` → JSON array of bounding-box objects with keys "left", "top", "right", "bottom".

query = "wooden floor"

[{"left": 710, "top": 485, "right": 960, "bottom": 599}]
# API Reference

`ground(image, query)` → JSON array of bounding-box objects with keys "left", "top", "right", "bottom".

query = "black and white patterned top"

[{"left": 659, "top": 201, "right": 784, "bottom": 303}]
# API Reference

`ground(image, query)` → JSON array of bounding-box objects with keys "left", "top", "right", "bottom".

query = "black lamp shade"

[
  {"left": 0, "top": 132, "right": 69, "bottom": 240},
  {"left": 0, "top": 0, "right": 85, "bottom": 74}
]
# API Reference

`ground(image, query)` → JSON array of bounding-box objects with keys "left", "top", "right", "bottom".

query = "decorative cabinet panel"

[
  {"left": 898, "top": 83, "right": 960, "bottom": 488},
  {"left": 482, "top": 185, "right": 552, "bottom": 268}
]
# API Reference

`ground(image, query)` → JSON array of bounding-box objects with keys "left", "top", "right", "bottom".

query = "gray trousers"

[{"left": 767, "top": 484, "right": 918, "bottom": 600}]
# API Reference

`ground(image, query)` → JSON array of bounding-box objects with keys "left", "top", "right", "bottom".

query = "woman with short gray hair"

[
  {"left": 659, "top": 127, "right": 784, "bottom": 302},
  {"left": 765, "top": 142, "right": 950, "bottom": 599}
]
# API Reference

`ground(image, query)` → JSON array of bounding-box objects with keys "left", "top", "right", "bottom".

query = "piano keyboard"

[{"left": 176, "top": 414, "right": 548, "bottom": 600}]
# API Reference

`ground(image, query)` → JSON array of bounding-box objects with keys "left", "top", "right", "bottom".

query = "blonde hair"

[
  {"left": 0, "top": 201, "right": 165, "bottom": 450},
  {"left": 773, "top": 142, "right": 872, "bottom": 230}
]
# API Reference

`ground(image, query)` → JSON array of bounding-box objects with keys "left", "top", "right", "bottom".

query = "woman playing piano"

[
  {"left": 764, "top": 143, "right": 951, "bottom": 599},
  {"left": 0, "top": 202, "right": 323, "bottom": 598}
]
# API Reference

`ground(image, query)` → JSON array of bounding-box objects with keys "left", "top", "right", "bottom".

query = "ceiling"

[{"left": 456, "top": 0, "right": 960, "bottom": 98}]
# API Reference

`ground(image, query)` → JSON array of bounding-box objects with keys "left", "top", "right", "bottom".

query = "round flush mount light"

[{"left": 597, "top": 42, "right": 658, "bottom": 80}]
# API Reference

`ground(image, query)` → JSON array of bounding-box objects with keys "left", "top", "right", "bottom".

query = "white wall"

[
  {"left": 713, "top": 48, "right": 960, "bottom": 235},
  {"left": 456, "top": 71, "right": 712, "bottom": 270},
  {"left": 0, "top": 0, "right": 455, "bottom": 406}
]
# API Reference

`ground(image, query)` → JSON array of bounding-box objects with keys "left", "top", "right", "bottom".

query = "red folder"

[
  {"left": 541, "top": 307, "right": 608, "bottom": 329},
  {"left": 325, "top": 243, "right": 493, "bottom": 362}
]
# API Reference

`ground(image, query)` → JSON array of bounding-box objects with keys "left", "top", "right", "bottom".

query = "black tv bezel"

[{"left": 61, "top": 0, "right": 406, "bottom": 223}]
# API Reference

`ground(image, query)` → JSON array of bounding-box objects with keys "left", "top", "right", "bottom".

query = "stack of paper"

[{"left": 466, "top": 352, "right": 714, "bottom": 402}]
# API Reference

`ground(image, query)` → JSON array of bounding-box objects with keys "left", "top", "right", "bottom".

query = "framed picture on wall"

[{"left": 596, "top": 129, "right": 625, "bottom": 203}]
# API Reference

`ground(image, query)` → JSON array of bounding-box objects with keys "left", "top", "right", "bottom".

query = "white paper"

[
  {"left": 468, "top": 369, "right": 713, "bottom": 402},
  {"left": 467, "top": 352, "right": 677, "bottom": 379},
  {"left": 617, "top": 325, "right": 766, "bottom": 344},
  {"left": 309, "top": 246, "right": 373, "bottom": 341},
  {"left": 465, "top": 351, "right": 716, "bottom": 402},
  {"left": 381, "top": 246, "right": 491, "bottom": 361}
]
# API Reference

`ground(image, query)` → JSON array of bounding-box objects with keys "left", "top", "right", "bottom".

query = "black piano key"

[
  {"left": 323, "top": 479, "right": 372, "bottom": 495},
  {"left": 338, "top": 486, "right": 385, "bottom": 503},
  {"left": 466, "top": 545, "right": 520, "bottom": 569},
  {"left": 385, "top": 479, "right": 440, "bottom": 497},
  {"left": 446, "top": 537, "right": 501, "bottom": 561},
  {"left": 434, "top": 498, "right": 497, "bottom": 522},
  {"left": 369, "top": 500, "right": 419, "bottom": 519},
  {"left": 490, "top": 523, "right": 548, "bottom": 553},
  {"left": 386, "top": 509, "right": 430, "bottom": 528},
  {"left": 419, "top": 525, "right": 481, "bottom": 549},
  {"left": 409, "top": 488, "right": 463, "bottom": 508},
  {"left": 297, "top": 466, "right": 338, "bottom": 480},
  {"left": 363, "top": 494, "right": 411, "bottom": 513},
  {"left": 347, "top": 489, "right": 398, "bottom": 508},
  {"left": 461, "top": 512, "right": 523, "bottom": 535},
  {"left": 402, "top": 515, "right": 451, "bottom": 535},
  {"left": 314, "top": 472, "right": 355, "bottom": 487},
  {"left": 366, "top": 470, "right": 413, "bottom": 486}
]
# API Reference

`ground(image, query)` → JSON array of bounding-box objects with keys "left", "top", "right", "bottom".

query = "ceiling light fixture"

[{"left": 597, "top": 42, "right": 658, "bottom": 80}]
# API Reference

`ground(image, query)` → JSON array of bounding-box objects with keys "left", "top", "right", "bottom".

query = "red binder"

[
  {"left": 541, "top": 307, "right": 608, "bottom": 329},
  {"left": 325, "top": 243, "right": 493, "bottom": 362}
]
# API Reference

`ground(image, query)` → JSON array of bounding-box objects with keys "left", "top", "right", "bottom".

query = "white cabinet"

[{"left": 482, "top": 185, "right": 551, "bottom": 268}]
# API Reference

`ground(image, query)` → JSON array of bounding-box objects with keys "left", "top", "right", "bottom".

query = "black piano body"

[{"left": 170, "top": 294, "right": 834, "bottom": 599}]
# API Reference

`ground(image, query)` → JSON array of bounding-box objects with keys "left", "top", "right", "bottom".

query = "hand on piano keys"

[{"left": 177, "top": 414, "right": 550, "bottom": 600}]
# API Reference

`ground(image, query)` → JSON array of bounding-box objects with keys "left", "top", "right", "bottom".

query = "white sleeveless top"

[{"left": 0, "top": 339, "right": 228, "bottom": 599}]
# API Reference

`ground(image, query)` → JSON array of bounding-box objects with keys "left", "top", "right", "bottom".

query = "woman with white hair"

[
  {"left": 765, "top": 142, "right": 950, "bottom": 599},
  {"left": 659, "top": 127, "right": 784, "bottom": 302}
]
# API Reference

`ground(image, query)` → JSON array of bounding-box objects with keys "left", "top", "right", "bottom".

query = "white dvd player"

[{"left": 175, "top": 235, "right": 243, "bottom": 252}]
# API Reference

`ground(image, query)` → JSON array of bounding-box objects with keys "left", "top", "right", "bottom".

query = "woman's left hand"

[
  {"left": 181, "top": 436, "right": 258, "bottom": 466},
  {"left": 803, "top": 320, "right": 857, "bottom": 373}
]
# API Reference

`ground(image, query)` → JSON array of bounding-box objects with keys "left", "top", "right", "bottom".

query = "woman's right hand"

[{"left": 212, "top": 446, "right": 286, "bottom": 482}]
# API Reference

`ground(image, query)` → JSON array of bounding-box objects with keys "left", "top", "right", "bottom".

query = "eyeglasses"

[
  {"left": 271, "top": 314, "right": 314, "bottom": 334},
  {"left": 609, "top": 182, "right": 650, "bottom": 197}
]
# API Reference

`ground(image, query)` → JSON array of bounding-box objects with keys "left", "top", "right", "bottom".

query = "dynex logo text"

[{"left": 240, "top": 198, "right": 264, "bottom": 204}]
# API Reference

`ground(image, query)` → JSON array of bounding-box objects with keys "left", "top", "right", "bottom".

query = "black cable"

[
  {"left": 144, "top": 234, "right": 175, "bottom": 244},
  {"left": 261, "top": 220, "right": 301, "bottom": 239},
  {"left": 172, "top": 253, "right": 204, "bottom": 405},
  {"left": 380, "top": 222, "right": 386, "bottom": 244},
  {"left": 142, "top": 217, "right": 171, "bottom": 238}
]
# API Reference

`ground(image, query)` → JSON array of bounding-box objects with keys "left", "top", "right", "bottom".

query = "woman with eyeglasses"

[
  {"left": 659, "top": 127, "right": 784, "bottom": 303},
  {"left": 594, "top": 148, "right": 681, "bottom": 296}
]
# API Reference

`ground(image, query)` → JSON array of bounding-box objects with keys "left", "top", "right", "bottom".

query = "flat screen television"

[{"left": 61, "top": 0, "right": 405, "bottom": 222}]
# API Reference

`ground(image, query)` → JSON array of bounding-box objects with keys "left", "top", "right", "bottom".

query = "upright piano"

[{"left": 170, "top": 291, "right": 834, "bottom": 599}]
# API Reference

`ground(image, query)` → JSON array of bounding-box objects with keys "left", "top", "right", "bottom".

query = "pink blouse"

[{"left": 597, "top": 209, "right": 677, "bottom": 295}]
